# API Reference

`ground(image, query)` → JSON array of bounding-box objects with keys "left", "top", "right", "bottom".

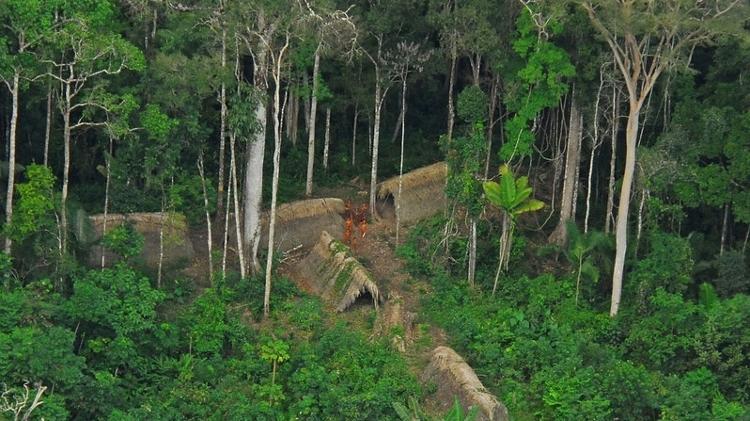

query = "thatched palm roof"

[
  {"left": 377, "top": 161, "right": 447, "bottom": 199},
  {"left": 376, "top": 162, "right": 447, "bottom": 225},
  {"left": 422, "top": 346, "right": 509, "bottom": 421},
  {"left": 261, "top": 198, "right": 346, "bottom": 251},
  {"left": 293, "top": 231, "right": 381, "bottom": 312}
]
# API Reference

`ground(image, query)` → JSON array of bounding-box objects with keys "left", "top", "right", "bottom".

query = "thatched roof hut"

[
  {"left": 294, "top": 231, "right": 381, "bottom": 312},
  {"left": 422, "top": 346, "right": 509, "bottom": 421},
  {"left": 376, "top": 162, "right": 447, "bottom": 226},
  {"left": 87, "top": 212, "right": 194, "bottom": 271},
  {"left": 261, "top": 198, "right": 345, "bottom": 252}
]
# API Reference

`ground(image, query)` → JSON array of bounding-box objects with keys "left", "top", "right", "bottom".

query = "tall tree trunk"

[
  {"left": 221, "top": 160, "right": 232, "bottom": 279},
  {"left": 231, "top": 133, "right": 246, "bottom": 279},
  {"left": 197, "top": 153, "right": 214, "bottom": 285},
  {"left": 264, "top": 40, "right": 288, "bottom": 319},
  {"left": 3, "top": 72, "right": 19, "bottom": 254},
  {"left": 285, "top": 84, "right": 294, "bottom": 142},
  {"left": 61, "top": 89, "right": 72, "bottom": 256},
  {"left": 303, "top": 73, "right": 311, "bottom": 134},
  {"left": 43, "top": 83, "right": 52, "bottom": 167},
  {"left": 305, "top": 45, "right": 321, "bottom": 196},
  {"left": 369, "top": 71, "right": 383, "bottom": 216},
  {"left": 396, "top": 78, "right": 407, "bottom": 244},
  {"left": 605, "top": 87, "right": 619, "bottom": 234},
  {"left": 468, "top": 219, "right": 477, "bottom": 287},
  {"left": 101, "top": 134, "right": 113, "bottom": 269},
  {"left": 585, "top": 71, "right": 605, "bottom": 233},
  {"left": 352, "top": 103, "right": 358, "bottom": 167},
  {"left": 368, "top": 114, "right": 373, "bottom": 157},
  {"left": 549, "top": 90, "right": 583, "bottom": 246},
  {"left": 635, "top": 187, "right": 648, "bottom": 258},
  {"left": 470, "top": 53, "right": 481, "bottom": 86},
  {"left": 243, "top": 41, "right": 268, "bottom": 275},
  {"left": 720, "top": 203, "right": 729, "bottom": 255},
  {"left": 610, "top": 104, "right": 640, "bottom": 317},
  {"left": 484, "top": 75, "right": 499, "bottom": 180},
  {"left": 323, "top": 107, "right": 331, "bottom": 171},
  {"left": 291, "top": 84, "right": 300, "bottom": 146},
  {"left": 446, "top": 42, "right": 457, "bottom": 143},
  {"left": 216, "top": 28, "right": 227, "bottom": 218},
  {"left": 390, "top": 98, "right": 404, "bottom": 144},
  {"left": 492, "top": 213, "right": 511, "bottom": 295}
]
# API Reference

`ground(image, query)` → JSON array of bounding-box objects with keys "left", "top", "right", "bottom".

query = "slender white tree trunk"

[
  {"left": 369, "top": 69, "right": 383, "bottom": 216},
  {"left": 197, "top": 153, "right": 214, "bottom": 285},
  {"left": 492, "top": 213, "right": 511, "bottom": 295},
  {"left": 395, "top": 78, "right": 407, "bottom": 244},
  {"left": 352, "top": 103, "right": 358, "bottom": 167},
  {"left": 468, "top": 220, "right": 477, "bottom": 287},
  {"left": 585, "top": 72, "right": 605, "bottom": 233},
  {"left": 368, "top": 115, "right": 373, "bottom": 157},
  {"left": 323, "top": 107, "right": 331, "bottom": 171},
  {"left": 549, "top": 90, "right": 582, "bottom": 246},
  {"left": 157, "top": 180, "right": 169, "bottom": 289},
  {"left": 635, "top": 187, "right": 648, "bottom": 258},
  {"left": 305, "top": 44, "right": 321, "bottom": 196},
  {"left": 101, "top": 135, "right": 113, "bottom": 269},
  {"left": 264, "top": 40, "right": 288, "bottom": 319},
  {"left": 390, "top": 100, "right": 404, "bottom": 144},
  {"left": 605, "top": 87, "right": 619, "bottom": 234},
  {"left": 446, "top": 42, "right": 457, "bottom": 143},
  {"left": 222, "top": 162, "right": 232, "bottom": 279},
  {"left": 230, "top": 133, "right": 246, "bottom": 279},
  {"left": 44, "top": 84, "right": 52, "bottom": 167},
  {"left": 61, "top": 89, "right": 72, "bottom": 256},
  {"left": 3, "top": 73, "right": 19, "bottom": 254},
  {"left": 610, "top": 103, "right": 640, "bottom": 317},
  {"left": 217, "top": 28, "right": 227, "bottom": 217},
  {"left": 484, "top": 75, "right": 499, "bottom": 180}
]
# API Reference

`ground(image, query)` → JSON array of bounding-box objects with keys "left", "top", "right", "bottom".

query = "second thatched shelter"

[
  {"left": 422, "top": 346, "right": 509, "bottom": 421},
  {"left": 294, "top": 231, "right": 381, "bottom": 312},
  {"left": 260, "top": 198, "right": 346, "bottom": 252},
  {"left": 376, "top": 162, "right": 447, "bottom": 226},
  {"left": 87, "top": 212, "right": 194, "bottom": 271}
]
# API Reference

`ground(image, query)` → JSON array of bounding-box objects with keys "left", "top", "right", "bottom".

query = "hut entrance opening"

[
  {"left": 345, "top": 289, "right": 376, "bottom": 312},
  {"left": 376, "top": 193, "right": 396, "bottom": 222}
]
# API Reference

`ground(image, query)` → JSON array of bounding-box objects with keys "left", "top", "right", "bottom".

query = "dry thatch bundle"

[
  {"left": 261, "top": 198, "right": 345, "bottom": 252},
  {"left": 373, "top": 292, "right": 416, "bottom": 353},
  {"left": 295, "top": 231, "right": 381, "bottom": 312},
  {"left": 87, "top": 212, "right": 194, "bottom": 270},
  {"left": 376, "top": 162, "right": 447, "bottom": 226},
  {"left": 422, "top": 346, "right": 509, "bottom": 421}
]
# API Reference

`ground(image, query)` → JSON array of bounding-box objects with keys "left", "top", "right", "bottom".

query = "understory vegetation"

[
  {"left": 2, "top": 0, "right": 750, "bottom": 419},
  {"left": 399, "top": 217, "right": 750, "bottom": 420},
  {"left": 1, "top": 241, "right": 421, "bottom": 420}
]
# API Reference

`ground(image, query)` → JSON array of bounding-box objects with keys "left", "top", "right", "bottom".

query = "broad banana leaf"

[
  {"left": 483, "top": 181, "right": 505, "bottom": 209},
  {"left": 511, "top": 199, "right": 544, "bottom": 217}
]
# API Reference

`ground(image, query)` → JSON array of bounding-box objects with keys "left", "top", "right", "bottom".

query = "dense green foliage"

[
  {"left": 0, "top": 257, "right": 421, "bottom": 419},
  {"left": 399, "top": 217, "right": 750, "bottom": 420},
  {"left": 1, "top": 0, "right": 749, "bottom": 419}
]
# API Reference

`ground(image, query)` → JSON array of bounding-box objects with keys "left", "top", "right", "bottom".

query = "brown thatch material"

[
  {"left": 294, "top": 231, "right": 381, "bottom": 312},
  {"left": 373, "top": 292, "right": 416, "bottom": 352},
  {"left": 422, "top": 346, "right": 509, "bottom": 421},
  {"left": 261, "top": 198, "right": 345, "bottom": 252},
  {"left": 376, "top": 162, "right": 447, "bottom": 226},
  {"left": 87, "top": 212, "right": 194, "bottom": 270}
]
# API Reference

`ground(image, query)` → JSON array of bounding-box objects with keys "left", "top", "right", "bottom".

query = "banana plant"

[
  {"left": 483, "top": 164, "right": 544, "bottom": 295},
  {"left": 561, "top": 221, "right": 611, "bottom": 305}
]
